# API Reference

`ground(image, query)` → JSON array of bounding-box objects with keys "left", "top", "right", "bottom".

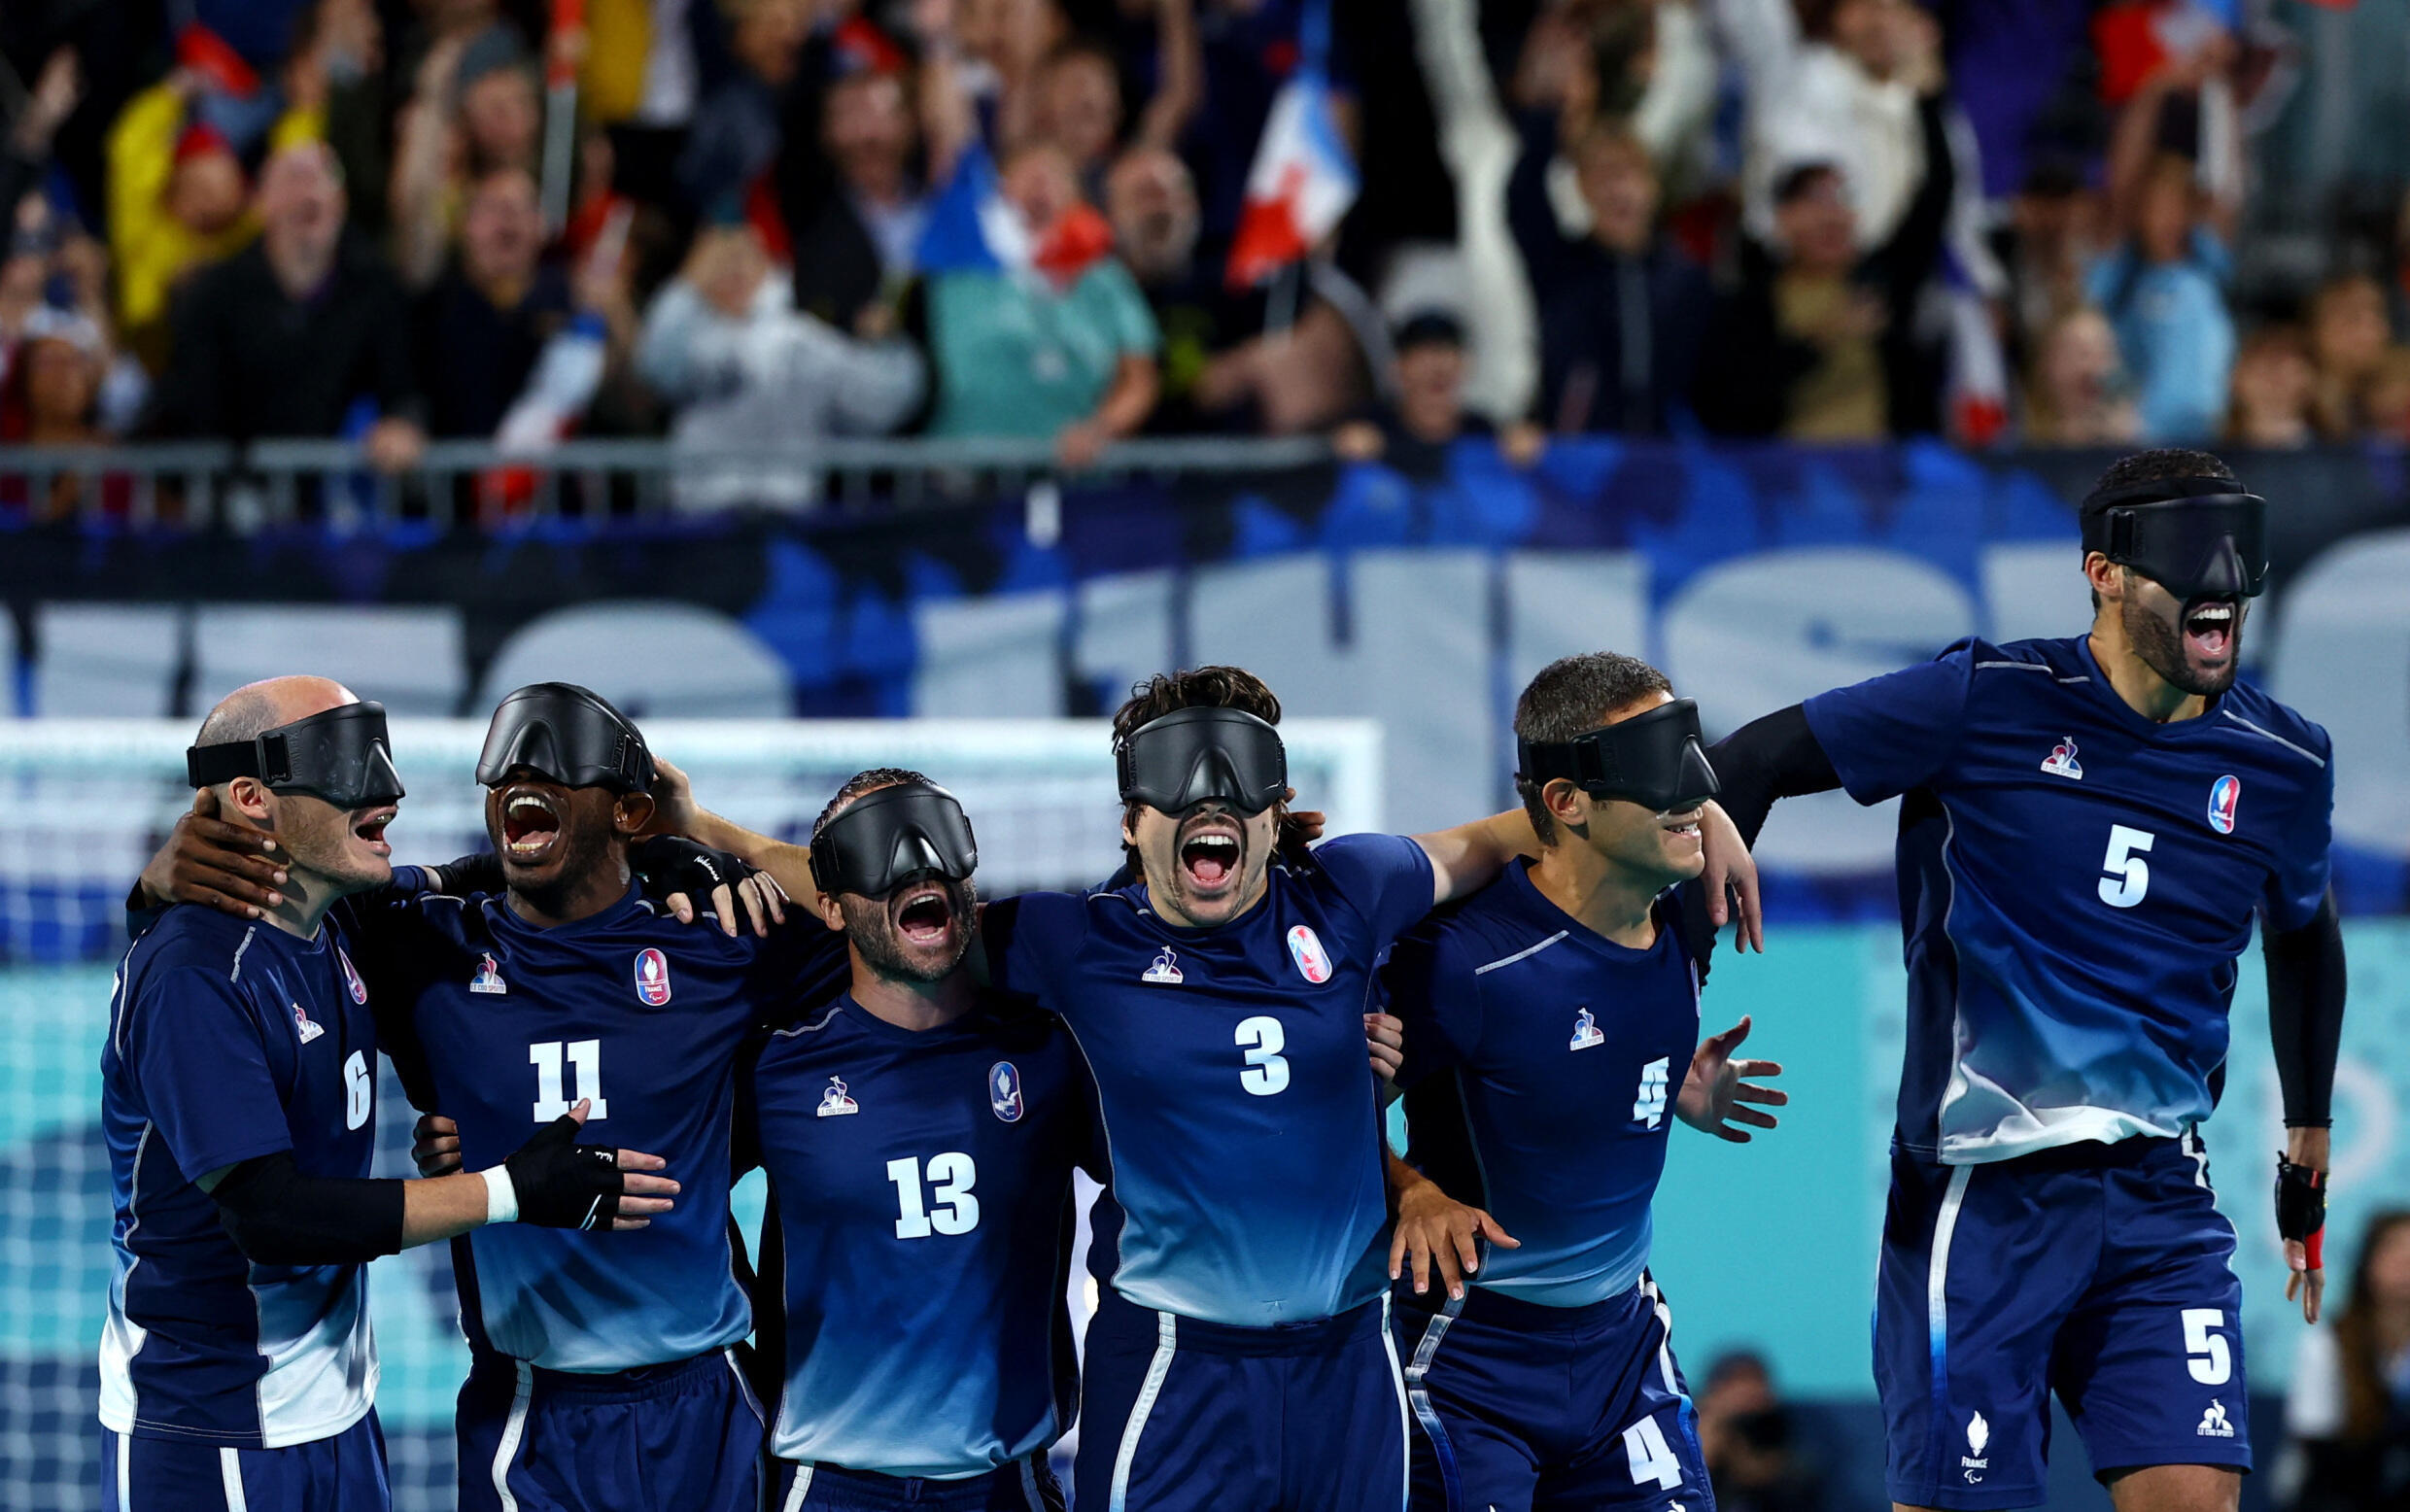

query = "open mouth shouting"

[
  {"left": 500, "top": 786, "right": 564, "bottom": 864},
  {"left": 2182, "top": 598, "right": 2239, "bottom": 666},
  {"left": 890, "top": 878, "right": 959, "bottom": 948},
  {"left": 1176, "top": 811, "right": 1245, "bottom": 893},
  {"left": 352, "top": 807, "right": 397, "bottom": 858}
]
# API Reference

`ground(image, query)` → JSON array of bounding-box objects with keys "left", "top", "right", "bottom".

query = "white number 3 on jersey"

[{"left": 1236, "top": 1015, "right": 1291, "bottom": 1096}]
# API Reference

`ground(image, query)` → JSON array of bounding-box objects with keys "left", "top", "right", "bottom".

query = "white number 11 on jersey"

[{"left": 531, "top": 1039, "right": 608, "bottom": 1120}]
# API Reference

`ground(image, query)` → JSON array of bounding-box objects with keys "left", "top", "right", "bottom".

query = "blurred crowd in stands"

[{"left": 7, "top": 0, "right": 2410, "bottom": 508}]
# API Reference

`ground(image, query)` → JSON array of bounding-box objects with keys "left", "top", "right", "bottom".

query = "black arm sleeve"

[
  {"left": 1707, "top": 704, "right": 1844, "bottom": 847},
  {"left": 432, "top": 851, "right": 506, "bottom": 896},
  {"left": 2265, "top": 890, "right": 2346, "bottom": 1128},
  {"left": 210, "top": 1151, "right": 409, "bottom": 1267}
]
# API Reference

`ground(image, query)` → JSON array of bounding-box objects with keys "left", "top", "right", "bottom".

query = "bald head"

[{"left": 196, "top": 676, "right": 361, "bottom": 749}]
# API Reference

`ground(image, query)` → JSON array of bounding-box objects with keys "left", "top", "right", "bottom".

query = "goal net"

[{"left": 0, "top": 718, "right": 1382, "bottom": 1510}]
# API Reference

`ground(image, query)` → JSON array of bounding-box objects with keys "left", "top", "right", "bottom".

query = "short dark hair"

[
  {"left": 1111, "top": 666, "right": 1282, "bottom": 744},
  {"left": 1773, "top": 161, "right": 1842, "bottom": 206},
  {"left": 2083, "top": 448, "right": 2241, "bottom": 610},
  {"left": 1512, "top": 652, "right": 1672, "bottom": 844},
  {"left": 813, "top": 767, "right": 938, "bottom": 841},
  {"left": 2083, "top": 447, "right": 2239, "bottom": 514},
  {"left": 1112, "top": 667, "right": 1286, "bottom": 873},
  {"left": 1394, "top": 310, "right": 1465, "bottom": 355}
]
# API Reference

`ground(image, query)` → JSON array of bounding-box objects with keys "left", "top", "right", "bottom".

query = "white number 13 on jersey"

[
  {"left": 1236, "top": 1015, "right": 1291, "bottom": 1096},
  {"left": 2097, "top": 825, "right": 2155, "bottom": 909},
  {"left": 888, "top": 1153, "right": 979, "bottom": 1238}
]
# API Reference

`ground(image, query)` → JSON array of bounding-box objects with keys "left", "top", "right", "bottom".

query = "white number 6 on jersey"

[
  {"left": 1236, "top": 1015, "right": 1291, "bottom": 1096},
  {"left": 343, "top": 1050, "right": 373, "bottom": 1131},
  {"left": 2098, "top": 825, "right": 2155, "bottom": 909}
]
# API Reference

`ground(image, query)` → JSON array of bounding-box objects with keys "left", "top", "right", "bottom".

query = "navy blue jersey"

[
  {"left": 1804, "top": 636, "right": 2335, "bottom": 1163},
  {"left": 341, "top": 879, "right": 846, "bottom": 1371},
  {"left": 982, "top": 832, "right": 1435, "bottom": 1326},
  {"left": 1386, "top": 862, "right": 1707, "bottom": 1308},
  {"left": 743, "top": 995, "right": 1094, "bottom": 1477},
  {"left": 99, "top": 907, "right": 380, "bottom": 1447}
]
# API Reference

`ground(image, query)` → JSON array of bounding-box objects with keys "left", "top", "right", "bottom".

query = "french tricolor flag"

[
  {"left": 1224, "top": 68, "right": 1359, "bottom": 290},
  {"left": 916, "top": 142, "right": 1115, "bottom": 288}
]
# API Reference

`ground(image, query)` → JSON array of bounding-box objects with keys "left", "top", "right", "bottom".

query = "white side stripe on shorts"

[
  {"left": 1379, "top": 1293, "right": 1410, "bottom": 1511},
  {"left": 1928, "top": 1167, "right": 1975, "bottom": 1373},
  {"left": 115, "top": 1430, "right": 131, "bottom": 1512},
  {"left": 780, "top": 1465, "right": 814, "bottom": 1511},
  {"left": 492, "top": 1360, "right": 535, "bottom": 1512},
  {"left": 218, "top": 1447, "right": 248, "bottom": 1512},
  {"left": 1109, "top": 1312, "right": 1179, "bottom": 1512}
]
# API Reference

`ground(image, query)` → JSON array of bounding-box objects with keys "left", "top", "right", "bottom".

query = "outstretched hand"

[
  {"left": 141, "top": 789, "right": 287, "bottom": 919},
  {"left": 1676, "top": 1015, "right": 1787, "bottom": 1143}
]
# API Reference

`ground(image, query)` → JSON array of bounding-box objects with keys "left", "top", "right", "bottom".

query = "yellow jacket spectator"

[{"left": 105, "top": 79, "right": 322, "bottom": 366}]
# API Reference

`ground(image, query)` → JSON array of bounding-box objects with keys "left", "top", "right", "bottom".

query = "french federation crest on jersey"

[
  {"left": 989, "top": 1061, "right": 1024, "bottom": 1122},
  {"left": 1142, "top": 945, "right": 1184, "bottom": 984},
  {"left": 469, "top": 952, "right": 507, "bottom": 995},
  {"left": 2039, "top": 738, "right": 2083, "bottom": 779},
  {"left": 816, "top": 1076, "right": 859, "bottom": 1117},
  {"left": 336, "top": 947, "right": 368, "bottom": 1006},
  {"left": 2207, "top": 774, "right": 2241, "bottom": 836},
  {"left": 291, "top": 1002, "right": 326, "bottom": 1045},
  {"left": 1568, "top": 1006, "right": 1604, "bottom": 1051},
  {"left": 634, "top": 947, "right": 672, "bottom": 1006},
  {"left": 1287, "top": 925, "right": 1333, "bottom": 984}
]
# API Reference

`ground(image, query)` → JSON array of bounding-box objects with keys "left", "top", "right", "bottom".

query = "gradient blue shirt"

[
  {"left": 1387, "top": 864, "right": 1707, "bottom": 1308},
  {"left": 743, "top": 995, "right": 1094, "bottom": 1477},
  {"left": 1805, "top": 635, "right": 2334, "bottom": 1163},
  {"left": 99, "top": 908, "right": 380, "bottom": 1447},
  {"left": 983, "top": 833, "right": 1435, "bottom": 1326},
  {"left": 344, "top": 879, "right": 845, "bottom": 1370}
]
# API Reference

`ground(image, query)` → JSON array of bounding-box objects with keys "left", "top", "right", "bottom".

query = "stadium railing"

[{"left": 0, "top": 436, "right": 1337, "bottom": 533}]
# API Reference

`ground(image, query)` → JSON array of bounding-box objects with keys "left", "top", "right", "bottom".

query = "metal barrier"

[{"left": 0, "top": 435, "right": 1336, "bottom": 532}]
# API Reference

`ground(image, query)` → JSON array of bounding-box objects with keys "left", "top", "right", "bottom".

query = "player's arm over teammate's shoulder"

[
  {"left": 1401, "top": 803, "right": 1763, "bottom": 948},
  {"left": 1709, "top": 636, "right": 1998, "bottom": 846},
  {"left": 122, "top": 958, "right": 677, "bottom": 1269}
]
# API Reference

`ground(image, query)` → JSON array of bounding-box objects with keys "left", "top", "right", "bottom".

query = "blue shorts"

[
  {"left": 1876, "top": 1134, "right": 2252, "bottom": 1509},
  {"left": 1394, "top": 1274, "right": 1710, "bottom": 1512},
  {"left": 1074, "top": 1288, "right": 1409, "bottom": 1512},
  {"left": 102, "top": 1412, "right": 389, "bottom": 1512},
  {"left": 772, "top": 1457, "right": 1066, "bottom": 1510},
  {"left": 458, "top": 1347, "right": 768, "bottom": 1512}
]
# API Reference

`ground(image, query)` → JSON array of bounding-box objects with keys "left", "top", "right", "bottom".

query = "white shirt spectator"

[{"left": 636, "top": 261, "right": 925, "bottom": 512}]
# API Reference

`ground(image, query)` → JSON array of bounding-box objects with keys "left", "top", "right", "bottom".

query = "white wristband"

[{"left": 480, "top": 1165, "right": 519, "bottom": 1225}]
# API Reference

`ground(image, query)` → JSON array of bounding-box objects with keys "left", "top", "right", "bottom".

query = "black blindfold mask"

[
  {"left": 2080, "top": 477, "right": 2268, "bottom": 603},
  {"left": 477, "top": 683, "right": 656, "bottom": 793},
  {"left": 187, "top": 702, "right": 406, "bottom": 810},
  {"left": 809, "top": 784, "right": 980, "bottom": 899},
  {"left": 1116, "top": 706, "right": 1288, "bottom": 816},
  {"left": 1517, "top": 699, "right": 1721, "bottom": 814}
]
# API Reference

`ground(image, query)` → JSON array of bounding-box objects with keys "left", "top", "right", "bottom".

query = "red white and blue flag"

[{"left": 1225, "top": 67, "right": 1359, "bottom": 290}]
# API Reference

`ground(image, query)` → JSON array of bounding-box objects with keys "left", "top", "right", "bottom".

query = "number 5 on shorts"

[{"left": 2182, "top": 1308, "right": 2231, "bottom": 1385}]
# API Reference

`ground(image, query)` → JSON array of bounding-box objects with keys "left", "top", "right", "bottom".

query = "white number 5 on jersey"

[
  {"left": 1236, "top": 1015, "right": 1291, "bottom": 1096},
  {"left": 2097, "top": 825, "right": 2155, "bottom": 909}
]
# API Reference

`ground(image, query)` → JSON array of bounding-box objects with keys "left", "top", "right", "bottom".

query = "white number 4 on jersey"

[{"left": 1634, "top": 1057, "right": 1670, "bottom": 1130}]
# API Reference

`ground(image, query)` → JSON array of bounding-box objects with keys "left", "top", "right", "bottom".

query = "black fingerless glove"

[
  {"left": 631, "top": 836, "right": 755, "bottom": 909},
  {"left": 503, "top": 1114, "right": 627, "bottom": 1231},
  {"left": 2276, "top": 1153, "right": 2327, "bottom": 1270}
]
